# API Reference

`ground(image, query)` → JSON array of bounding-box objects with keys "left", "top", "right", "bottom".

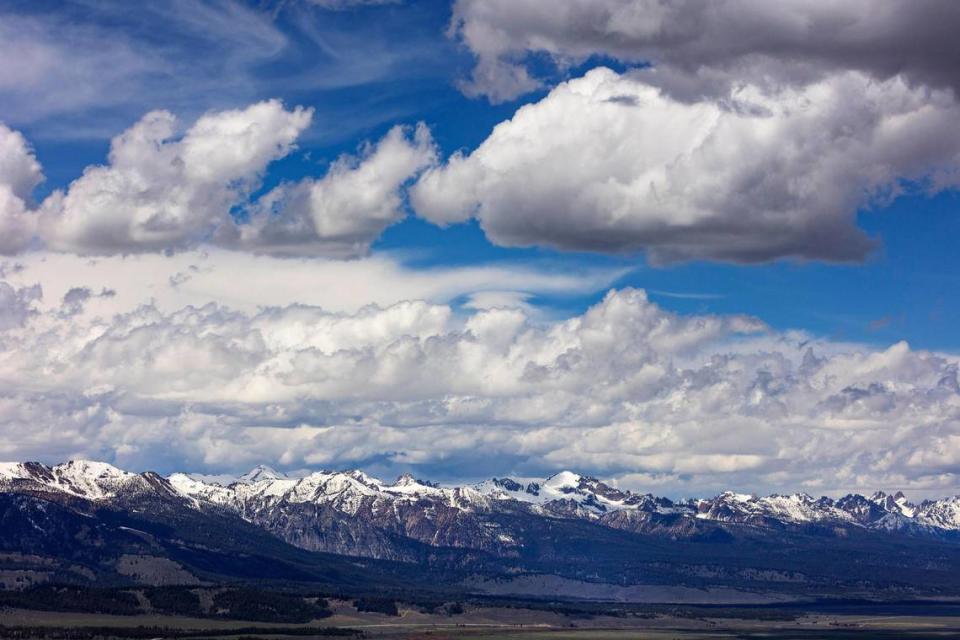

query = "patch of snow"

[{"left": 0, "top": 462, "right": 28, "bottom": 480}]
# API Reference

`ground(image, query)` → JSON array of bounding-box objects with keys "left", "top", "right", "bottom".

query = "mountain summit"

[{"left": 236, "top": 465, "right": 288, "bottom": 484}]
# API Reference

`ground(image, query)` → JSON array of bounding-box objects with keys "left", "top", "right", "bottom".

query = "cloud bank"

[
  {"left": 1, "top": 275, "right": 958, "bottom": 497},
  {"left": 4, "top": 69, "right": 959, "bottom": 264}
]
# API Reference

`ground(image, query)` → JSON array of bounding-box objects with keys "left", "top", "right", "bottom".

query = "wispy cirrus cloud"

[
  {"left": 0, "top": 1, "right": 286, "bottom": 135},
  {"left": 0, "top": 0, "right": 453, "bottom": 141}
]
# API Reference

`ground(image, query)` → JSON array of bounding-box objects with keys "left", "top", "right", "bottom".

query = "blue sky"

[
  {"left": 374, "top": 193, "right": 960, "bottom": 350},
  {"left": 9, "top": 0, "right": 956, "bottom": 350},
  {"left": 1, "top": 0, "right": 960, "bottom": 494}
]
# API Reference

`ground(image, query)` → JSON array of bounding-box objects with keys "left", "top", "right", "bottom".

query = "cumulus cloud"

[
  {"left": 450, "top": 0, "right": 960, "bottom": 103},
  {"left": 412, "top": 68, "right": 960, "bottom": 263},
  {"left": 0, "top": 124, "right": 43, "bottom": 254},
  {"left": 2, "top": 105, "right": 440, "bottom": 258},
  {"left": 1, "top": 280, "right": 959, "bottom": 496},
  {"left": 223, "top": 123, "right": 437, "bottom": 257},
  {"left": 39, "top": 100, "right": 313, "bottom": 254}
]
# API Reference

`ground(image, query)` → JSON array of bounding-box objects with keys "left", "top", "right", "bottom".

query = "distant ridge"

[
  {"left": 4, "top": 459, "right": 960, "bottom": 599},
  {"left": 3, "top": 460, "right": 960, "bottom": 538}
]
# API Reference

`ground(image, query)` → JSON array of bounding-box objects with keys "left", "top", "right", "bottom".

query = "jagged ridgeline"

[{"left": 3, "top": 460, "right": 960, "bottom": 601}]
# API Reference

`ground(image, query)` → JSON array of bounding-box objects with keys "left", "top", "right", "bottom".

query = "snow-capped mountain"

[
  {"left": 236, "top": 464, "right": 288, "bottom": 484},
  {"left": 473, "top": 471, "right": 960, "bottom": 534},
  {"left": 0, "top": 459, "right": 176, "bottom": 502},
  {"left": 169, "top": 468, "right": 488, "bottom": 516},
  {"left": 4, "top": 460, "right": 960, "bottom": 561},
  {"left": 7, "top": 459, "right": 960, "bottom": 598},
  {"left": 475, "top": 470, "right": 676, "bottom": 517}
]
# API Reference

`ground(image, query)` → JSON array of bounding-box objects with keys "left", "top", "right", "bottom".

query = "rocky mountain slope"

[
  {"left": 168, "top": 465, "right": 960, "bottom": 547},
  {"left": 4, "top": 460, "right": 960, "bottom": 599},
  {"left": 5, "top": 460, "right": 960, "bottom": 555}
]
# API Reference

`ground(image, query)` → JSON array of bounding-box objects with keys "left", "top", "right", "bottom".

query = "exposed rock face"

[{"left": 4, "top": 460, "right": 960, "bottom": 563}]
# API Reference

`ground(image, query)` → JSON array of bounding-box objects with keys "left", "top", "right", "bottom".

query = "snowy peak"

[
  {"left": 870, "top": 490, "right": 916, "bottom": 517},
  {"left": 543, "top": 470, "right": 583, "bottom": 491},
  {"left": 476, "top": 477, "right": 540, "bottom": 497},
  {"left": 0, "top": 459, "right": 144, "bottom": 500},
  {"left": 475, "top": 471, "right": 671, "bottom": 517},
  {"left": 49, "top": 460, "right": 135, "bottom": 499},
  {"left": 539, "top": 471, "right": 651, "bottom": 511},
  {"left": 167, "top": 467, "right": 465, "bottom": 519},
  {"left": 696, "top": 491, "right": 852, "bottom": 525},
  {"left": 0, "top": 462, "right": 34, "bottom": 481},
  {"left": 916, "top": 496, "right": 960, "bottom": 529},
  {"left": 393, "top": 473, "right": 420, "bottom": 487},
  {"left": 236, "top": 465, "right": 288, "bottom": 484},
  {"left": 167, "top": 472, "right": 215, "bottom": 496},
  {"left": 346, "top": 469, "right": 382, "bottom": 488}
]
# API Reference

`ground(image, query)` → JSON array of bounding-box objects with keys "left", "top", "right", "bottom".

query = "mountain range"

[{"left": 3, "top": 460, "right": 960, "bottom": 602}]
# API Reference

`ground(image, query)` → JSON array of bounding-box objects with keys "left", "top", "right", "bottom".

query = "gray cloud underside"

[{"left": 451, "top": 0, "right": 960, "bottom": 103}]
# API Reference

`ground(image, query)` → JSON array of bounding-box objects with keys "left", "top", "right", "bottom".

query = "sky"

[{"left": 1, "top": 0, "right": 960, "bottom": 498}]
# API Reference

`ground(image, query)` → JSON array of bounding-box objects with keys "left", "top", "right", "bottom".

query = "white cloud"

[
  {"left": 1, "top": 280, "right": 958, "bottom": 497},
  {"left": 461, "top": 291, "right": 537, "bottom": 318},
  {"left": 0, "top": 124, "right": 43, "bottom": 254},
  {"left": 39, "top": 100, "right": 313, "bottom": 254},
  {"left": 412, "top": 68, "right": 960, "bottom": 263},
  {"left": 450, "top": 0, "right": 960, "bottom": 103},
  {"left": 224, "top": 123, "right": 437, "bottom": 257},
  {"left": 1, "top": 249, "right": 620, "bottom": 317},
  {"left": 3, "top": 106, "right": 437, "bottom": 258},
  {"left": 458, "top": 58, "right": 540, "bottom": 105}
]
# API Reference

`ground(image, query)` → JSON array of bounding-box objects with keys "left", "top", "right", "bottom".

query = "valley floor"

[{"left": 4, "top": 602, "right": 960, "bottom": 639}]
